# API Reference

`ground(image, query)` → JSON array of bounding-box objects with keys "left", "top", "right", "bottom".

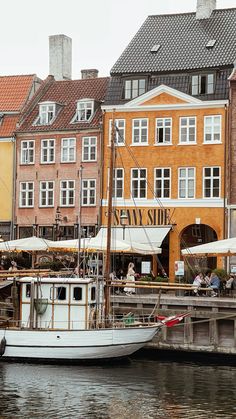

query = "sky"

[{"left": 1, "top": 0, "right": 236, "bottom": 80}]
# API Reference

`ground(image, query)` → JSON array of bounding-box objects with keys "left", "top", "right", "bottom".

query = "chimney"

[
  {"left": 81, "top": 69, "right": 99, "bottom": 80},
  {"left": 49, "top": 34, "right": 72, "bottom": 81},
  {"left": 196, "top": 0, "right": 216, "bottom": 19}
]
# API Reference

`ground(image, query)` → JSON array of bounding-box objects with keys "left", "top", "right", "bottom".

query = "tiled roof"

[
  {"left": 0, "top": 115, "right": 19, "bottom": 137},
  {"left": 17, "top": 77, "right": 110, "bottom": 132},
  {"left": 111, "top": 8, "right": 236, "bottom": 74},
  {"left": 0, "top": 75, "right": 36, "bottom": 111}
]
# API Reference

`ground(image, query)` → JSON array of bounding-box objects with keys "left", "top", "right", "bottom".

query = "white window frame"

[
  {"left": 155, "top": 118, "right": 172, "bottom": 145},
  {"left": 82, "top": 137, "right": 97, "bottom": 162},
  {"left": 179, "top": 117, "right": 196, "bottom": 144},
  {"left": 20, "top": 140, "right": 35, "bottom": 164},
  {"left": 132, "top": 119, "right": 148, "bottom": 145},
  {"left": 204, "top": 115, "right": 222, "bottom": 144},
  {"left": 124, "top": 79, "right": 146, "bottom": 99},
  {"left": 39, "top": 181, "right": 54, "bottom": 207},
  {"left": 154, "top": 168, "right": 171, "bottom": 198},
  {"left": 60, "top": 180, "right": 75, "bottom": 207},
  {"left": 41, "top": 139, "right": 55, "bottom": 164},
  {"left": 113, "top": 168, "right": 124, "bottom": 199},
  {"left": 61, "top": 138, "right": 76, "bottom": 163},
  {"left": 178, "top": 167, "right": 196, "bottom": 199},
  {"left": 109, "top": 119, "right": 125, "bottom": 145},
  {"left": 131, "top": 168, "right": 147, "bottom": 199},
  {"left": 203, "top": 167, "right": 221, "bottom": 198},
  {"left": 38, "top": 102, "right": 56, "bottom": 125},
  {"left": 74, "top": 100, "right": 94, "bottom": 122},
  {"left": 19, "top": 182, "right": 34, "bottom": 208},
  {"left": 191, "top": 74, "right": 214, "bottom": 96},
  {"left": 82, "top": 179, "right": 96, "bottom": 206}
]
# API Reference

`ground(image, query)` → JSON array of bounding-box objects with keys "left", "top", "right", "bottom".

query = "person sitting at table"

[
  {"left": 192, "top": 272, "right": 203, "bottom": 296},
  {"left": 209, "top": 272, "right": 220, "bottom": 297}
]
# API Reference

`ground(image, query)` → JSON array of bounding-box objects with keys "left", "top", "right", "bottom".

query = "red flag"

[{"left": 156, "top": 312, "right": 190, "bottom": 328}]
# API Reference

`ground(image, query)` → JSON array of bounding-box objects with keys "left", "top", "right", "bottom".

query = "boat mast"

[{"left": 104, "top": 111, "right": 116, "bottom": 319}]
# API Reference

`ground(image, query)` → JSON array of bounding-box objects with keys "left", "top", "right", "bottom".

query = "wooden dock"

[{"left": 112, "top": 293, "right": 236, "bottom": 355}]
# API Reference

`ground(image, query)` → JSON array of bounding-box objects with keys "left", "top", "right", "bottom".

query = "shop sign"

[
  {"left": 113, "top": 208, "right": 171, "bottom": 226},
  {"left": 175, "top": 261, "right": 185, "bottom": 276}
]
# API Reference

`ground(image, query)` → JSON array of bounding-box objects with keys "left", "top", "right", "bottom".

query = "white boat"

[{"left": 0, "top": 276, "right": 160, "bottom": 361}]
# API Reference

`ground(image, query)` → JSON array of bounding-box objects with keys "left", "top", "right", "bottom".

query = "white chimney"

[
  {"left": 196, "top": 0, "right": 216, "bottom": 19},
  {"left": 49, "top": 34, "right": 72, "bottom": 81}
]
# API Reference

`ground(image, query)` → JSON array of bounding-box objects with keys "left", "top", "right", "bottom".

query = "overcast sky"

[{"left": 1, "top": 0, "right": 236, "bottom": 80}]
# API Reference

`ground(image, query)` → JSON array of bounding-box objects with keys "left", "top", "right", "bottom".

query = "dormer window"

[
  {"left": 124, "top": 79, "right": 146, "bottom": 99},
  {"left": 191, "top": 74, "right": 214, "bottom": 96},
  {"left": 74, "top": 100, "right": 94, "bottom": 122},
  {"left": 35, "top": 102, "right": 56, "bottom": 125}
]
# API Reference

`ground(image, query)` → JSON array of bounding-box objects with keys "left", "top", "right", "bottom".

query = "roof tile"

[{"left": 0, "top": 75, "right": 36, "bottom": 111}]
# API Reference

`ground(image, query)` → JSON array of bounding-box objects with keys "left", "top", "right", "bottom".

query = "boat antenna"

[{"left": 104, "top": 109, "right": 116, "bottom": 319}]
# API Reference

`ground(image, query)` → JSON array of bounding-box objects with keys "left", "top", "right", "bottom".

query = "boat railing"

[{"left": 0, "top": 314, "right": 158, "bottom": 330}]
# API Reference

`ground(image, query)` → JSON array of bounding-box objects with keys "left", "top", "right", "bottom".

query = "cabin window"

[
  {"left": 26, "top": 283, "right": 31, "bottom": 298},
  {"left": 56, "top": 286, "right": 66, "bottom": 300},
  {"left": 73, "top": 287, "right": 83, "bottom": 301},
  {"left": 91, "top": 286, "right": 96, "bottom": 301}
]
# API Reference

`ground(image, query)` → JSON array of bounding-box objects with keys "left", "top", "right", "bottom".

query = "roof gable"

[
  {"left": 124, "top": 85, "right": 202, "bottom": 108},
  {"left": 0, "top": 75, "right": 37, "bottom": 112}
]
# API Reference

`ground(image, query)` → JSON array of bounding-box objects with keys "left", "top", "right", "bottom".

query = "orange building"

[{"left": 101, "top": 85, "right": 228, "bottom": 279}]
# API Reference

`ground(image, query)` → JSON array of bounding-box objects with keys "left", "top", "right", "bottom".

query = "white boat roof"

[{"left": 18, "top": 277, "right": 96, "bottom": 284}]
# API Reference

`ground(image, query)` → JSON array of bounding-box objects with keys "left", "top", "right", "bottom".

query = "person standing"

[{"left": 124, "top": 262, "right": 136, "bottom": 296}]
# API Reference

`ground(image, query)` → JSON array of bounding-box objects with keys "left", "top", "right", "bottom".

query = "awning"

[{"left": 96, "top": 226, "right": 171, "bottom": 248}]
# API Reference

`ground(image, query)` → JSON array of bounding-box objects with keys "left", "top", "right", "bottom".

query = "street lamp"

[
  {"left": 54, "top": 206, "right": 61, "bottom": 240},
  {"left": 120, "top": 210, "right": 128, "bottom": 240}
]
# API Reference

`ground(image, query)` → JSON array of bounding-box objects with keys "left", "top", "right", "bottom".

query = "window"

[
  {"left": 131, "top": 169, "right": 147, "bottom": 198},
  {"left": 73, "top": 287, "right": 83, "bottom": 301},
  {"left": 109, "top": 119, "right": 125, "bottom": 145},
  {"left": 132, "top": 119, "right": 148, "bottom": 144},
  {"left": 156, "top": 118, "right": 172, "bottom": 144},
  {"left": 191, "top": 74, "right": 214, "bottom": 95},
  {"left": 155, "top": 168, "right": 171, "bottom": 198},
  {"left": 38, "top": 103, "right": 55, "bottom": 125},
  {"left": 203, "top": 167, "right": 220, "bottom": 198},
  {"left": 39, "top": 181, "right": 54, "bottom": 207},
  {"left": 41, "top": 139, "right": 55, "bottom": 163},
  {"left": 204, "top": 116, "right": 221, "bottom": 143},
  {"left": 74, "top": 100, "right": 94, "bottom": 122},
  {"left": 82, "top": 137, "right": 97, "bottom": 161},
  {"left": 113, "top": 168, "right": 124, "bottom": 198},
  {"left": 124, "top": 79, "right": 146, "bottom": 99},
  {"left": 82, "top": 179, "right": 96, "bottom": 206},
  {"left": 21, "top": 140, "right": 35, "bottom": 164},
  {"left": 179, "top": 117, "right": 196, "bottom": 144},
  {"left": 178, "top": 168, "right": 195, "bottom": 198},
  {"left": 61, "top": 138, "right": 76, "bottom": 162},
  {"left": 19, "top": 182, "right": 34, "bottom": 207},
  {"left": 39, "top": 226, "right": 53, "bottom": 240},
  {"left": 91, "top": 286, "right": 96, "bottom": 301},
  {"left": 56, "top": 286, "right": 66, "bottom": 301},
  {"left": 60, "top": 180, "right": 75, "bottom": 206},
  {"left": 26, "top": 284, "right": 31, "bottom": 298}
]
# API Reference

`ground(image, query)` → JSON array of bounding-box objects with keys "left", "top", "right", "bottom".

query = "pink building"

[{"left": 15, "top": 74, "right": 109, "bottom": 240}]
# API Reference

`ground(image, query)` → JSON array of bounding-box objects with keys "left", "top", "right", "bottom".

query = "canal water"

[{"left": 0, "top": 358, "right": 236, "bottom": 418}]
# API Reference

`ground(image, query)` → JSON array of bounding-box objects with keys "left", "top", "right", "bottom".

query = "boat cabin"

[{"left": 18, "top": 277, "right": 103, "bottom": 330}]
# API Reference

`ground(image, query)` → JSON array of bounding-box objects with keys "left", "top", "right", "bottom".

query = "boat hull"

[{"left": 0, "top": 326, "right": 159, "bottom": 361}]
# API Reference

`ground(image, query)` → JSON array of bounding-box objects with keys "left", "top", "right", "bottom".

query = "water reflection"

[{"left": 0, "top": 359, "right": 236, "bottom": 418}]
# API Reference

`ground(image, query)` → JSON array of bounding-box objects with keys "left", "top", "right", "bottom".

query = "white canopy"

[
  {"left": 0, "top": 236, "right": 53, "bottom": 252},
  {"left": 51, "top": 233, "right": 162, "bottom": 255},
  {"left": 181, "top": 237, "right": 236, "bottom": 257}
]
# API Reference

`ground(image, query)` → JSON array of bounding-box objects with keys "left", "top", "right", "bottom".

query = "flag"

[{"left": 156, "top": 312, "right": 190, "bottom": 328}]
